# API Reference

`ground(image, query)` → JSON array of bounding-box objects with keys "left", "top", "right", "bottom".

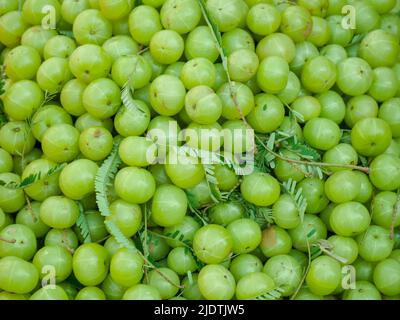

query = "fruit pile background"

[{"left": 1, "top": 0, "right": 400, "bottom": 300}]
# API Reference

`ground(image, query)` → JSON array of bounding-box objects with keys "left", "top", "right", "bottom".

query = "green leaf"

[
  {"left": 203, "top": 164, "right": 223, "bottom": 203},
  {"left": 307, "top": 228, "right": 317, "bottom": 239},
  {"left": 187, "top": 270, "right": 193, "bottom": 285},
  {"left": 254, "top": 287, "right": 284, "bottom": 300},
  {"left": 196, "top": 0, "right": 224, "bottom": 53},
  {"left": 359, "top": 155, "right": 369, "bottom": 167},
  {"left": 76, "top": 202, "right": 92, "bottom": 244},
  {"left": 229, "top": 192, "right": 273, "bottom": 227},
  {"left": 58, "top": 30, "right": 75, "bottom": 39},
  {"left": 104, "top": 220, "right": 136, "bottom": 252},
  {"left": 282, "top": 179, "right": 307, "bottom": 222},
  {"left": 0, "top": 163, "right": 66, "bottom": 189},
  {"left": 95, "top": 140, "right": 122, "bottom": 217},
  {"left": 121, "top": 80, "right": 146, "bottom": 114},
  {"left": 282, "top": 137, "right": 321, "bottom": 162}
]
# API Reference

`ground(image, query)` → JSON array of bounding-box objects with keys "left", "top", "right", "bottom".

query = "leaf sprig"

[
  {"left": 254, "top": 287, "right": 285, "bottom": 300},
  {"left": 95, "top": 139, "right": 122, "bottom": 217},
  {"left": 282, "top": 178, "right": 307, "bottom": 222},
  {"left": 76, "top": 202, "right": 92, "bottom": 244},
  {"left": 0, "top": 163, "right": 65, "bottom": 189}
]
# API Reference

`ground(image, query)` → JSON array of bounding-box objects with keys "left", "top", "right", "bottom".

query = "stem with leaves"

[{"left": 256, "top": 135, "right": 370, "bottom": 174}]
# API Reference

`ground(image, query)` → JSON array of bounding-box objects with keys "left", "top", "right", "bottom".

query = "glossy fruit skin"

[
  {"left": 36, "top": 57, "right": 73, "bottom": 94},
  {"left": 149, "top": 75, "right": 186, "bottom": 116},
  {"left": 327, "top": 235, "right": 359, "bottom": 265},
  {"left": 306, "top": 256, "right": 342, "bottom": 296},
  {"left": 151, "top": 184, "right": 187, "bottom": 227},
  {"left": 4, "top": 80, "right": 44, "bottom": 121},
  {"left": 218, "top": 81, "right": 254, "bottom": 120},
  {"left": 322, "top": 144, "right": 358, "bottom": 173},
  {"left": 227, "top": 218, "right": 262, "bottom": 254},
  {"left": 22, "top": 0, "right": 61, "bottom": 26},
  {"left": 0, "top": 224, "right": 37, "bottom": 261},
  {"left": 41, "top": 124, "right": 80, "bottom": 163},
  {"left": 372, "top": 191, "right": 400, "bottom": 228},
  {"left": 247, "top": 94, "right": 285, "bottom": 133},
  {"left": 31, "top": 105, "right": 73, "bottom": 142},
  {"left": 324, "top": 170, "right": 361, "bottom": 203},
  {"left": 342, "top": 281, "right": 382, "bottom": 300},
  {"left": 359, "top": 29, "right": 399, "bottom": 68},
  {"left": 76, "top": 287, "right": 106, "bottom": 300},
  {"left": 330, "top": 202, "right": 371, "bottom": 237},
  {"left": 16, "top": 202, "right": 50, "bottom": 238},
  {"left": 123, "top": 284, "right": 161, "bottom": 300},
  {"left": 114, "top": 167, "right": 156, "bottom": 204},
  {"left": 101, "top": 274, "right": 127, "bottom": 300},
  {"left": 22, "top": 158, "right": 61, "bottom": 201},
  {"left": 354, "top": 256, "right": 376, "bottom": 282},
  {"left": 33, "top": 245, "right": 73, "bottom": 282},
  {"left": 303, "top": 118, "right": 341, "bottom": 151},
  {"left": 369, "top": 154, "right": 400, "bottom": 191},
  {"left": 379, "top": 98, "right": 400, "bottom": 138},
  {"left": 0, "top": 11, "right": 28, "bottom": 48},
  {"left": 206, "top": 0, "right": 247, "bottom": 33},
  {"left": 114, "top": 102, "right": 151, "bottom": 137},
  {"left": 69, "top": 44, "right": 112, "bottom": 84},
  {"left": 0, "top": 173, "right": 26, "bottom": 213},
  {"left": 72, "top": 243, "right": 110, "bottom": 286},
  {"left": 0, "top": 256, "right": 39, "bottom": 294},
  {"left": 112, "top": 54, "right": 151, "bottom": 88},
  {"left": 184, "top": 26, "right": 217, "bottom": 62},
  {"left": 260, "top": 226, "right": 292, "bottom": 258},
  {"left": 0, "top": 148, "right": 13, "bottom": 174},
  {"left": 301, "top": 56, "right": 337, "bottom": 93},
  {"left": 160, "top": 0, "right": 201, "bottom": 34},
  {"left": 373, "top": 258, "right": 400, "bottom": 296},
  {"left": 240, "top": 172, "right": 280, "bottom": 207},
  {"left": 149, "top": 30, "right": 184, "bottom": 65},
  {"left": 73, "top": 9, "right": 112, "bottom": 45},
  {"left": 167, "top": 246, "right": 198, "bottom": 275},
  {"left": 164, "top": 151, "right": 205, "bottom": 189},
  {"left": 336, "top": 58, "right": 373, "bottom": 96},
  {"left": 235, "top": 272, "right": 276, "bottom": 300},
  {"left": 44, "top": 228, "right": 79, "bottom": 252},
  {"left": 59, "top": 159, "right": 99, "bottom": 200},
  {"left": 289, "top": 214, "right": 327, "bottom": 252},
  {"left": 107, "top": 199, "right": 142, "bottom": 238},
  {"left": 79, "top": 126, "right": 113, "bottom": 161},
  {"left": 198, "top": 264, "right": 236, "bottom": 300},
  {"left": 357, "top": 226, "right": 395, "bottom": 262},
  {"left": 263, "top": 254, "right": 302, "bottom": 296},
  {"left": 4, "top": 45, "right": 41, "bottom": 81},
  {"left": 193, "top": 224, "right": 233, "bottom": 264},
  {"left": 257, "top": 56, "right": 289, "bottom": 93},
  {"left": 82, "top": 78, "right": 121, "bottom": 119},
  {"left": 280, "top": 5, "right": 312, "bottom": 43},
  {"left": 40, "top": 196, "right": 79, "bottom": 229},
  {"left": 229, "top": 253, "right": 263, "bottom": 281},
  {"left": 146, "top": 267, "right": 180, "bottom": 299},
  {"left": 110, "top": 248, "right": 144, "bottom": 287}
]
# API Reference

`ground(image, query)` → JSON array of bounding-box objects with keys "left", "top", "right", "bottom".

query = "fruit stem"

[{"left": 255, "top": 135, "right": 371, "bottom": 174}]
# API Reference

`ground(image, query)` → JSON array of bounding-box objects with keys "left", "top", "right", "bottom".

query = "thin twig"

[
  {"left": 290, "top": 235, "right": 311, "bottom": 300},
  {"left": 256, "top": 135, "right": 370, "bottom": 174}
]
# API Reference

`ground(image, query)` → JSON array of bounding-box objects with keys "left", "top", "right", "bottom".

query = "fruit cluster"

[{"left": 1, "top": 0, "right": 400, "bottom": 301}]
